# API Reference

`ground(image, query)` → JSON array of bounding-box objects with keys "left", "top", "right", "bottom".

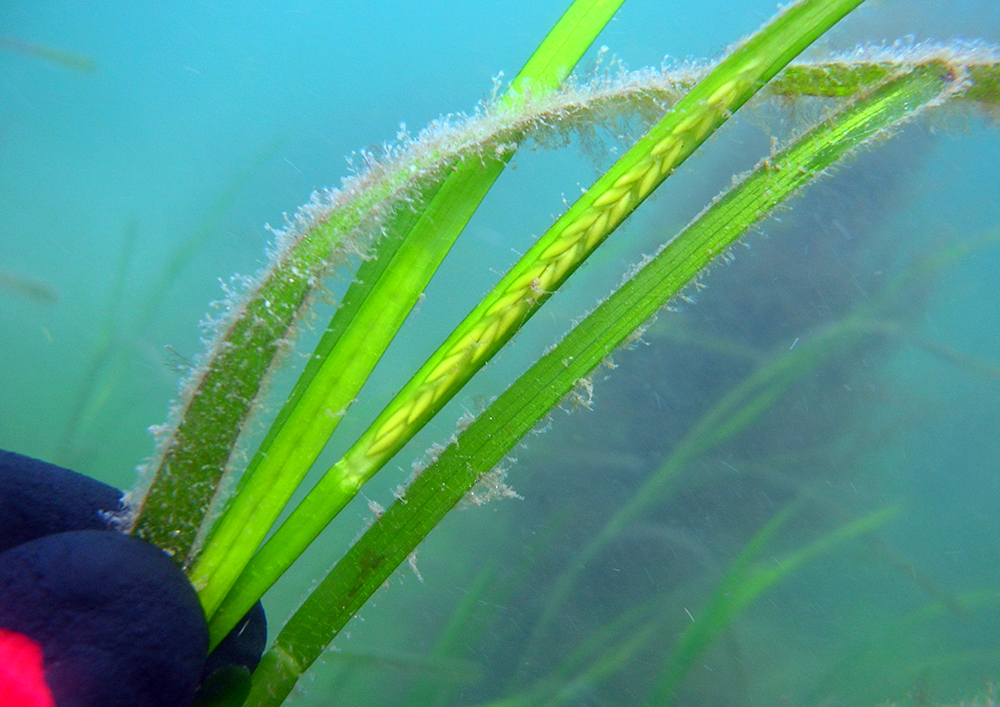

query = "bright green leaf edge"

[
  {"left": 236, "top": 7, "right": 978, "bottom": 705},
  {"left": 127, "top": 0, "right": 627, "bottom": 560},
  {"left": 128, "top": 35, "right": 1000, "bottom": 569},
  {"left": 208, "top": 0, "right": 868, "bottom": 649},
  {"left": 190, "top": 0, "right": 628, "bottom": 619}
]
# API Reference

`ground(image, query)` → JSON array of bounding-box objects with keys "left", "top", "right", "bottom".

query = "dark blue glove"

[{"left": 0, "top": 450, "right": 266, "bottom": 707}]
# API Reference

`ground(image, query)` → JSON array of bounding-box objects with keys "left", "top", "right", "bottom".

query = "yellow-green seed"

[
  {"left": 659, "top": 140, "right": 685, "bottom": 173},
  {"left": 476, "top": 316, "right": 502, "bottom": 349},
  {"left": 470, "top": 338, "right": 494, "bottom": 364},
  {"left": 707, "top": 79, "right": 739, "bottom": 109},
  {"left": 540, "top": 232, "right": 582, "bottom": 261},
  {"left": 429, "top": 364, "right": 462, "bottom": 400},
  {"left": 367, "top": 425, "right": 403, "bottom": 457},
  {"left": 609, "top": 190, "right": 633, "bottom": 223},
  {"left": 427, "top": 349, "right": 465, "bottom": 383},
  {"left": 673, "top": 111, "right": 704, "bottom": 136},
  {"left": 585, "top": 210, "right": 611, "bottom": 249},
  {"left": 612, "top": 167, "right": 643, "bottom": 190},
  {"left": 652, "top": 136, "right": 679, "bottom": 157},
  {"left": 692, "top": 111, "right": 718, "bottom": 140},
  {"left": 559, "top": 210, "right": 600, "bottom": 240},
  {"left": 593, "top": 184, "right": 631, "bottom": 208},
  {"left": 407, "top": 386, "right": 436, "bottom": 424},
  {"left": 500, "top": 303, "right": 525, "bottom": 332},
  {"left": 546, "top": 251, "right": 577, "bottom": 286},
  {"left": 370, "top": 406, "right": 410, "bottom": 454},
  {"left": 638, "top": 159, "right": 661, "bottom": 196},
  {"left": 510, "top": 266, "right": 545, "bottom": 299}
]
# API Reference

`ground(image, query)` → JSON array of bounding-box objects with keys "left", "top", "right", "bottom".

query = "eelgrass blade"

[
  {"left": 212, "top": 0, "right": 868, "bottom": 650},
  {"left": 128, "top": 42, "right": 996, "bottom": 566},
  {"left": 649, "top": 505, "right": 898, "bottom": 704},
  {"left": 804, "top": 589, "right": 1000, "bottom": 705},
  {"left": 56, "top": 220, "right": 138, "bottom": 464},
  {"left": 127, "top": 110, "right": 525, "bottom": 561},
  {"left": 191, "top": 0, "right": 628, "bottom": 621},
  {"left": 242, "top": 55, "right": 962, "bottom": 706},
  {"left": 57, "top": 146, "right": 271, "bottom": 466},
  {"left": 492, "top": 60, "right": 972, "bottom": 657},
  {"left": 523, "top": 600, "right": 667, "bottom": 707},
  {"left": 471, "top": 601, "right": 667, "bottom": 707},
  {"left": 0, "top": 36, "right": 98, "bottom": 73},
  {"left": 403, "top": 561, "right": 504, "bottom": 707},
  {"left": 0, "top": 270, "right": 59, "bottom": 303},
  {"left": 967, "top": 62, "right": 1000, "bottom": 107},
  {"left": 526, "top": 229, "right": 1000, "bottom": 651},
  {"left": 519, "top": 308, "right": 888, "bottom": 666},
  {"left": 916, "top": 335, "right": 1000, "bottom": 383}
]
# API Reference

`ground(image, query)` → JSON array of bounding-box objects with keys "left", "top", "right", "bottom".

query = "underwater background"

[{"left": 3, "top": 1, "right": 1000, "bottom": 705}]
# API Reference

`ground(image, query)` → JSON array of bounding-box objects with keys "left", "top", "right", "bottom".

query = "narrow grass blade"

[
  {"left": 192, "top": 0, "right": 627, "bottom": 623},
  {"left": 649, "top": 505, "right": 899, "bottom": 704},
  {"left": 0, "top": 36, "right": 97, "bottom": 73},
  {"left": 128, "top": 43, "right": 995, "bottom": 564},
  {"left": 0, "top": 270, "right": 59, "bottom": 304},
  {"left": 239, "top": 6, "right": 979, "bottom": 702},
  {"left": 56, "top": 220, "right": 138, "bottom": 463},
  {"left": 215, "top": 0, "right": 868, "bottom": 650},
  {"left": 520, "top": 308, "right": 886, "bottom": 664}
]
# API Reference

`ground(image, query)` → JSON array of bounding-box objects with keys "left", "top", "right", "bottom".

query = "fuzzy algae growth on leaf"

[
  {"left": 112, "top": 0, "right": 1000, "bottom": 704},
  {"left": 201, "top": 0, "right": 878, "bottom": 658},
  {"left": 128, "top": 0, "right": 629, "bottom": 566},
  {"left": 243, "top": 48, "right": 982, "bottom": 706},
  {"left": 185, "top": 0, "right": 630, "bottom": 622}
]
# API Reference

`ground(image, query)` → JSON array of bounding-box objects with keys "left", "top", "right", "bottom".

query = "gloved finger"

[{"left": 0, "top": 530, "right": 208, "bottom": 707}]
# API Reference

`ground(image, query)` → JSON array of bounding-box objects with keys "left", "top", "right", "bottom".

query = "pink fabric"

[{"left": 0, "top": 627, "right": 55, "bottom": 707}]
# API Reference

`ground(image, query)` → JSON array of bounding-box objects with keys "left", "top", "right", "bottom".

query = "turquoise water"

[{"left": 2, "top": 1, "right": 1000, "bottom": 705}]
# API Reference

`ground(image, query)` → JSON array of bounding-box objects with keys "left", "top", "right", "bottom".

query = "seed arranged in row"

[{"left": 363, "top": 67, "right": 759, "bottom": 462}]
